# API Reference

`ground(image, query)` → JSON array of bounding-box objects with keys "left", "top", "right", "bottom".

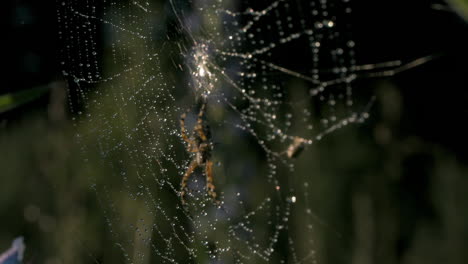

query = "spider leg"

[
  {"left": 205, "top": 160, "right": 217, "bottom": 202},
  {"left": 180, "top": 111, "right": 197, "bottom": 145},
  {"left": 195, "top": 102, "right": 208, "bottom": 141},
  {"left": 180, "top": 160, "right": 198, "bottom": 204}
]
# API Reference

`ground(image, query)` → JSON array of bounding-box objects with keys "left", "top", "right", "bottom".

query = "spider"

[{"left": 179, "top": 101, "right": 217, "bottom": 204}]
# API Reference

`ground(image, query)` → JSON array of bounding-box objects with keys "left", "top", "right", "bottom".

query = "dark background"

[{"left": 2, "top": 0, "right": 467, "bottom": 263}]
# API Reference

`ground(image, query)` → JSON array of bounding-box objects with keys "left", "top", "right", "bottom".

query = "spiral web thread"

[{"left": 56, "top": 0, "right": 430, "bottom": 263}]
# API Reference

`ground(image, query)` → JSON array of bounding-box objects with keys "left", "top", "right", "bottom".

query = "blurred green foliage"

[{"left": 1, "top": 78, "right": 467, "bottom": 264}]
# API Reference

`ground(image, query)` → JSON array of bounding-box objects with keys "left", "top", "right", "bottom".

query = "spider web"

[{"left": 56, "top": 0, "right": 429, "bottom": 263}]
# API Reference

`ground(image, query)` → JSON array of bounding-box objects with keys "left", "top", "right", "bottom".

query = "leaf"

[
  {"left": 0, "top": 85, "right": 50, "bottom": 114},
  {"left": 448, "top": 0, "right": 468, "bottom": 22}
]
